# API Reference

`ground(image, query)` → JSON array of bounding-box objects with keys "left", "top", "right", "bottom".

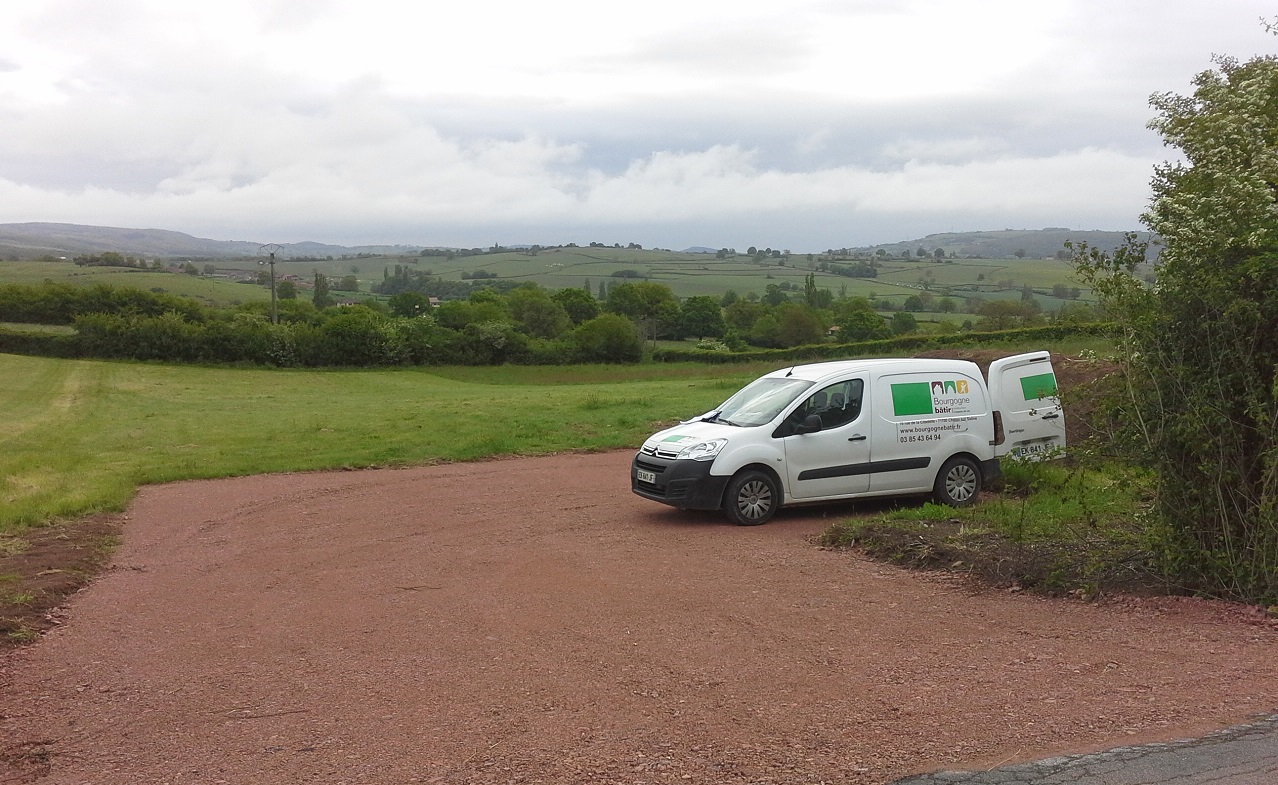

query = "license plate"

[{"left": 636, "top": 468, "right": 656, "bottom": 484}]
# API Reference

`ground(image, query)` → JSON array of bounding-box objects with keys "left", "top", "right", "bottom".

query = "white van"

[{"left": 631, "top": 352, "right": 1064, "bottom": 525}]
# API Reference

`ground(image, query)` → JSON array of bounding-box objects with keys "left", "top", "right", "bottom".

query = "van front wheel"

[
  {"left": 723, "top": 470, "right": 779, "bottom": 526},
  {"left": 934, "top": 456, "right": 981, "bottom": 507}
]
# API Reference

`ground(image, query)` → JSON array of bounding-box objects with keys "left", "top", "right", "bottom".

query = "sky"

[{"left": 1, "top": 0, "right": 1275, "bottom": 251}]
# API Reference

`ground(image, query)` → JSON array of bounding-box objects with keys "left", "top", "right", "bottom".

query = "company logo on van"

[
  {"left": 1020, "top": 372, "right": 1058, "bottom": 401},
  {"left": 891, "top": 380, "right": 973, "bottom": 416}
]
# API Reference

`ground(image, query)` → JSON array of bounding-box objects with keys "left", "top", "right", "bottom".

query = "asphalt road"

[{"left": 893, "top": 714, "right": 1278, "bottom": 785}]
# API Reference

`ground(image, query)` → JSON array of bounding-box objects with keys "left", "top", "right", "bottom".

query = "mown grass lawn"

[{"left": 1, "top": 354, "right": 773, "bottom": 534}]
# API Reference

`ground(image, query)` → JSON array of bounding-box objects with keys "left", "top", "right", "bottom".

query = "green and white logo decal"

[
  {"left": 1020, "top": 372, "right": 1058, "bottom": 401},
  {"left": 891, "top": 379, "right": 973, "bottom": 416}
]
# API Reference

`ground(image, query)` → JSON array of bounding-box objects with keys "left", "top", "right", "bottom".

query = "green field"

[
  {"left": 0, "top": 354, "right": 770, "bottom": 534},
  {"left": 0, "top": 329, "right": 1113, "bottom": 537},
  {"left": 0, "top": 260, "right": 273, "bottom": 307},
  {"left": 2, "top": 250, "right": 1093, "bottom": 309}
]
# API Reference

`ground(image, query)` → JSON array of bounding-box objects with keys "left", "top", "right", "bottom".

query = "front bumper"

[{"left": 631, "top": 452, "right": 730, "bottom": 511}]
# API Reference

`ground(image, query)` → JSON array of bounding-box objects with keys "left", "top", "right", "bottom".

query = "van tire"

[
  {"left": 723, "top": 470, "right": 779, "bottom": 526},
  {"left": 934, "top": 456, "right": 981, "bottom": 507}
]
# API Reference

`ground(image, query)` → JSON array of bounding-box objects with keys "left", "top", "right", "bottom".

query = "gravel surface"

[{"left": 2, "top": 451, "right": 1276, "bottom": 784}]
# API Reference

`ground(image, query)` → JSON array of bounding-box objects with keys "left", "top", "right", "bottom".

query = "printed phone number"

[{"left": 899, "top": 434, "right": 943, "bottom": 443}]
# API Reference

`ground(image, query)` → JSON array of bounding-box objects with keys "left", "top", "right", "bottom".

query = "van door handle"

[
  {"left": 1041, "top": 414, "right": 1060, "bottom": 420},
  {"left": 848, "top": 434, "right": 867, "bottom": 442}
]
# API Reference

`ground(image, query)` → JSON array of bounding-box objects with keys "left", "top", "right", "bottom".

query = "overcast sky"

[{"left": 2, "top": 0, "right": 1274, "bottom": 251}]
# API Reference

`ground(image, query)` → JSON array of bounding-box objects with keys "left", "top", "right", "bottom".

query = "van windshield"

[{"left": 713, "top": 377, "right": 815, "bottom": 427}]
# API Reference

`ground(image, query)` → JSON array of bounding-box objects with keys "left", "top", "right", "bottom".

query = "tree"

[
  {"left": 551, "top": 286, "right": 601, "bottom": 325},
  {"left": 1070, "top": 49, "right": 1278, "bottom": 601},
  {"left": 890, "top": 311, "right": 918, "bottom": 335},
  {"left": 747, "top": 314, "right": 782, "bottom": 347},
  {"left": 276, "top": 280, "right": 297, "bottom": 300},
  {"left": 836, "top": 309, "right": 890, "bottom": 341},
  {"left": 774, "top": 303, "right": 825, "bottom": 347},
  {"left": 507, "top": 285, "right": 571, "bottom": 339},
  {"left": 724, "top": 299, "right": 766, "bottom": 332},
  {"left": 313, "top": 273, "right": 335, "bottom": 308},
  {"left": 337, "top": 275, "right": 360, "bottom": 292},
  {"left": 832, "top": 297, "right": 890, "bottom": 341},
  {"left": 975, "top": 299, "right": 1041, "bottom": 330},
  {"left": 567, "top": 313, "right": 643, "bottom": 363},
  {"left": 934, "top": 248, "right": 946, "bottom": 260},
  {"left": 761, "top": 284, "right": 788, "bottom": 307},
  {"left": 605, "top": 281, "right": 678, "bottom": 347},
  {"left": 678, "top": 295, "right": 726, "bottom": 339},
  {"left": 388, "top": 291, "right": 431, "bottom": 318},
  {"left": 802, "top": 272, "right": 833, "bottom": 309},
  {"left": 435, "top": 299, "right": 507, "bottom": 330}
]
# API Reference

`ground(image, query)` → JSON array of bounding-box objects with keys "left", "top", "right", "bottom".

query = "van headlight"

[{"left": 676, "top": 438, "right": 727, "bottom": 461}]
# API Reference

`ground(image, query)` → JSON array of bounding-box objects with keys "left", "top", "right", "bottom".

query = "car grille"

[
  {"left": 640, "top": 444, "right": 682, "bottom": 460},
  {"left": 635, "top": 457, "right": 667, "bottom": 475}
]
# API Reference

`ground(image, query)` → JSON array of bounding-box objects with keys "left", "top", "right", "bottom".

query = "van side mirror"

[{"left": 795, "top": 414, "right": 824, "bottom": 435}]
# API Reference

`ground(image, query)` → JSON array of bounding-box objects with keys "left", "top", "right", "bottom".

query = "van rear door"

[{"left": 988, "top": 352, "right": 1065, "bottom": 459}]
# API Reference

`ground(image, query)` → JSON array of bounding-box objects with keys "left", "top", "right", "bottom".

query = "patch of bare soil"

[
  {"left": 0, "top": 516, "right": 121, "bottom": 651},
  {"left": 2, "top": 452, "right": 1276, "bottom": 785}
]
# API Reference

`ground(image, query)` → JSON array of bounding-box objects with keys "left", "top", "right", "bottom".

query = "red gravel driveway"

[{"left": 2, "top": 451, "right": 1276, "bottom": 784}]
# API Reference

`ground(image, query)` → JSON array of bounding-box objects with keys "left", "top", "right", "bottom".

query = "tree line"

[{"left": 2, "top": 267, "right": 1100, "bottom": 368}]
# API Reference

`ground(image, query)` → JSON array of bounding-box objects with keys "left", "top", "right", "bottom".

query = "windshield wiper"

[{"left": 699, "top": 410, "right": 740, "bottom": 426}]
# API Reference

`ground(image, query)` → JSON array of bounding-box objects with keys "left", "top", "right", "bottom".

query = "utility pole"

[{"left": 259, "top": 244, "right": 284, "bottom": 324}]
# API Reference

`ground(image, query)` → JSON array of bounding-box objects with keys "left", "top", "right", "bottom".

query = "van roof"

[{"left": 764, "top": 357, "right": 982, "bottom": 383}]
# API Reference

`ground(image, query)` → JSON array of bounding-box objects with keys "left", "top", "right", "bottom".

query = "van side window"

[
  {"left": 821, "top": 378, "right": 864, "bottom": 429},
  {"left": 791, "top": 378, "right": 864, "bottom": 430}
]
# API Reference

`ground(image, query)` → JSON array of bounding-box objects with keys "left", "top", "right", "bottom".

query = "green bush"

[
  {"left": 0, "top": 282, "right": 205, "bottom": 324},
  {"left": 1072, "top": 53, "right": 1278, "bottom": 602},
  {"left": 566, "top": 313, "right": 644, "bottom": 364}
]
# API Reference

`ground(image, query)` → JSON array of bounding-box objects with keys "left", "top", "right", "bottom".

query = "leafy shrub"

[{"left": 566, "top": 314, "right": 643, "bottom": 363}]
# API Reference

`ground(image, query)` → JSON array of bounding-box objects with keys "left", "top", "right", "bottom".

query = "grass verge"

[{"left": 817, "top": 458, "right": 1168, "bottom": 598}]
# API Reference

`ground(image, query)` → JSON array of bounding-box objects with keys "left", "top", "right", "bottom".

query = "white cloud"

[{"left": 0, "top": 0, "right": 1274, "bottom": 248}]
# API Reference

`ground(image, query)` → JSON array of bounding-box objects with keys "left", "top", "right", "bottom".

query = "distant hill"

[
  {"left": 859, "top": 228, "right": 1152, "bottom": 260},
  {"left": 0, "top": 222, "right": 1152, "bottom": 263},
  {"left": 0, "top": 223, "right": 421, "bottom": 260}
]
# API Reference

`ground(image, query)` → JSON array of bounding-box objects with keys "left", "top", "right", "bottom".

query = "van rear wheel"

[
  {"left": 723, "top": 470, "right": 779, "bottom": 526},
  {"left": 934, "top": 456, "right": 981, "bottom": 507}
]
